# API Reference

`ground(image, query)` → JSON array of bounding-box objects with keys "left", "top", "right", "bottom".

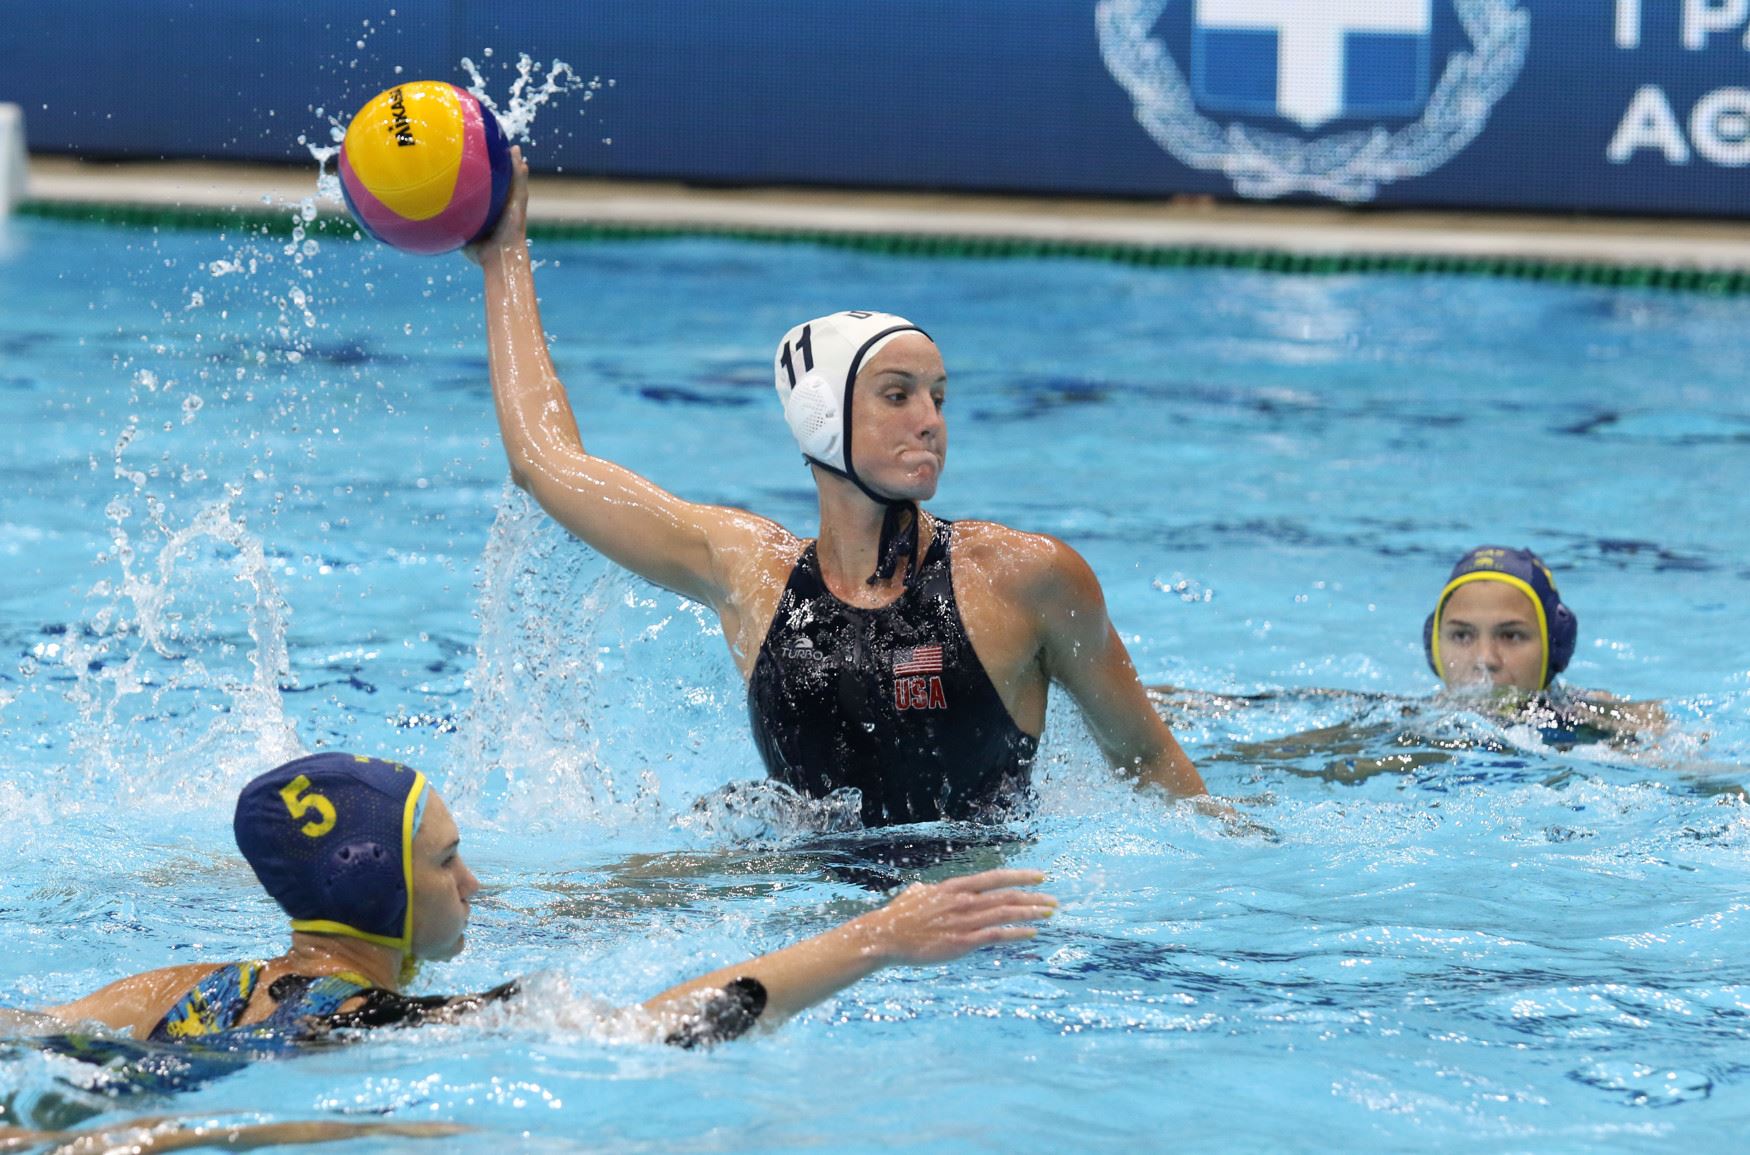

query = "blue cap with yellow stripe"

[
  {"left": 1423, "top": 546, "right": 1578, "bottom": 689},
  {"left": 234, "top": 753, "right": 428, "bottom": 951}
]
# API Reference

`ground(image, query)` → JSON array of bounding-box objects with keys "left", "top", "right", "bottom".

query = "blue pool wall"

[{"left": 2, "top": 2, "right": 1747, "bottom": 217}]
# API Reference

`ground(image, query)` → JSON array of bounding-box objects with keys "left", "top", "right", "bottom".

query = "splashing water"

[
  {"left": 8, "top": 200, "right": 1750, "bottom": 1152},
  {"left": 307, "top": 138, "right": 343, "bottom": 207},
  {"left": 19, "top": 42, "right": 598, "bottom": 827},
  {"left": 459, "top": 55, "right": 591, "bottom": 143},
  {"left": 453, "top": 486, "right": 794, "bottom": 841},
  {"left": 59, "top": 494, "right": 301, "bottom": 810},
  {"left": 306, "top": 53, "right": 594, "bottom": 209},
  {"left": 452, "top": 487, "right": 665, "bottom": 833},
  {"left": 678, "top": 780, "right": 866, "bottom": 846}
]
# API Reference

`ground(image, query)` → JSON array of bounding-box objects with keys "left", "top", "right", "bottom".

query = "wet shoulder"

[
  {"left": 51, "top": 961, "right": 240, "bottom": 1037},
  {"left": 948, "top": 520, "right": 1096, "bottom": 604},
  {"left": 712, "top": 508, "right": 806, "bottom": 588}
]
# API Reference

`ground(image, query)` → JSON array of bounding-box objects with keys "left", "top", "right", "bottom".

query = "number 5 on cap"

[{"left": 279, "top": 774, "right": 337, "bottom": 837}]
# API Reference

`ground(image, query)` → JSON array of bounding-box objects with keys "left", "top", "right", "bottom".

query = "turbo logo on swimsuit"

[{"left": 1096, "top": 0, "right": 1529, "bottom": 202}]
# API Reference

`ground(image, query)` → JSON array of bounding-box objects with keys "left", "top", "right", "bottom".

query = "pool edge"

[{"left": 15, "top": 156, "right": 1750, "bottom": 296}]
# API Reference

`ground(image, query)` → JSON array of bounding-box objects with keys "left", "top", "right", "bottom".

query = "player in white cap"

[{"left": 470, "top": 149, "right": 1208, "bottom": 825}]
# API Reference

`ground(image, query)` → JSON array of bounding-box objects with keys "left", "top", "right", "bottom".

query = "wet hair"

[{"left": 1423, "top": 546, "right": 1578, "bottom": 688}]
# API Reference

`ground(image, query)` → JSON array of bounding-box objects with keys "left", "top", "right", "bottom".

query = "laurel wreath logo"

[{"left": 1096, "top": 0, "right": 1530, "bottom": 202}]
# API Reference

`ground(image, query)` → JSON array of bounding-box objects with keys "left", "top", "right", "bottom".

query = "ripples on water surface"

[{"left": 1, "top": 217, "right": 1748, "bottom": 1152}]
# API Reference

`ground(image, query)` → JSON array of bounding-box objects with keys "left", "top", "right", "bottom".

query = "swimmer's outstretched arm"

[
  {"left": 641, "top": 869, "right": 1055, "bottom": 1029},
  {"left": 1030, "top": 537, "right": 1209, "bottom": 800},
  {"left": 466, "top": 148, "right": 787, "bottom": 610}
]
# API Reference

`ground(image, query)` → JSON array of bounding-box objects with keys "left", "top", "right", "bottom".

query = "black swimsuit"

[{"left": 748, "top": 518, "right": 1039, "bottom": 827}]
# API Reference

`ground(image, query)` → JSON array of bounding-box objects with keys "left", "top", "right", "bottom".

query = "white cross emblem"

[{"left": 1195, "top": 0, "right": 1432, "bottom": 129}]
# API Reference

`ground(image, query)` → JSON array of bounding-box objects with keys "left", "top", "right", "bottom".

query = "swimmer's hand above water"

[
  {"left": 850, "top": 868, "right": 1056, "bottom": 965},
  {"left": 642, "top": 869, "right": 1056, "bottom": 1031},
  {"left": 464, "top": 144, "right": 531, "bottom": 269}
]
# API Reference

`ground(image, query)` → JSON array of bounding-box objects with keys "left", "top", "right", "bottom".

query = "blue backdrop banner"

[{"left": 3, "top": 2, "right": 1747, "bottom": 216}]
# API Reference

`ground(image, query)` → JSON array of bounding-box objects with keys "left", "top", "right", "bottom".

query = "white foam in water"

[
  {"left": 678, "top": 779, "right": 865, "bottom": 845},
  {"left": 478, "top": 972, "right": 666, "bottom": 1045}
]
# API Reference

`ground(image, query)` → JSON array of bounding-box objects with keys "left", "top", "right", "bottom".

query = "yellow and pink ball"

[{"left": 339, "top": 81, "right": 511, "bottom": 255}]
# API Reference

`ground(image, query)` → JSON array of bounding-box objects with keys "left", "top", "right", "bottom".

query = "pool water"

[{"left": 2, "top": 213, "right": 1748, "bottom": 1152}]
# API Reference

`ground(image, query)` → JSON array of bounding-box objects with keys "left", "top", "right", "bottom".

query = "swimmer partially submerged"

[
  {"left": 24, "top": 753, "right": 1055, "bottom": 1076},
  {"left": 1424, "top": 546, "right": 1661, "bottom": 738},
  {"left": 1181, "top": 546, "right": 1663, "bottom": 778},
  {"left": 468, "top": 148, "right": 1209, "bottom": 826}
]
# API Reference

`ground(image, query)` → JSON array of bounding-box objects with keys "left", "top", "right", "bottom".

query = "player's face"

[
  {"left": 1436, "top": 581, "right": 1546, "bottom": 693},
  {"left": 849, "top": 333, "right": 948, "bottom": 502},
  {"left": 409, "top": 792, "right": 480, "bottom": 961}
]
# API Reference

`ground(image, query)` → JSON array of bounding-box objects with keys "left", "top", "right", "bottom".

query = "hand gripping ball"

[{"left": 338, "top": 81, "right": 511, "bottom": 255}]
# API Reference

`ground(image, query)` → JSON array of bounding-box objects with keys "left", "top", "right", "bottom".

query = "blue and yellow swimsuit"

[
  {"left": 146, "top": 964, "right": 763, "bottom": 1049},
  {"left": 7, "top": 963, "right": 757, "bottom": 1128},
  {"left": 148, "top": 961, "right": 374, "bottom": 1049},
  {"left": 4, "top": 965, "right": 381, "bottom": 1128}
]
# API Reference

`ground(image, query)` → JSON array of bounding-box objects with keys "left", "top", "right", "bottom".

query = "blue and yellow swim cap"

[
  {"left": 1422, "top": 546, "right": 1578, "bottom": 688},
  {"left": 234, "top": 753, "right": 428, "bottom": 951}
]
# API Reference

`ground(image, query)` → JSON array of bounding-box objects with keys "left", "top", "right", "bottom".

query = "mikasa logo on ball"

[
  {"left": 1096, "top": 0, "right": 1530, "bottom": 202},
  {"left": 387, "top": 87, "right": 415, "bottom": 147}
]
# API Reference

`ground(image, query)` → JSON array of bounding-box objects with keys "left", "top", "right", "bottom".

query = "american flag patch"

[{"left": 893, "top": 644, "right": 943, "bottom": 676}]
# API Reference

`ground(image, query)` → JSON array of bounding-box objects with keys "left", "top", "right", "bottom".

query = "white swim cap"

[{"left": 773, "top": 311, "right": 929, "bottom": 478}]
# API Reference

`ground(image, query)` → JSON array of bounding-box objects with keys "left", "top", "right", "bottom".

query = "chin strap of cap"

[
  {"left": 871, "top": 501, "right": 920, "bottom": 587},
  {"left": 807, "top": 457, "right": 922, "bottom": 587}
]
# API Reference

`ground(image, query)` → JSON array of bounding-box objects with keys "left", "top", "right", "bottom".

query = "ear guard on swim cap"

[
  {"left": 1422, "top": 546, "right": 1578, "bottom": 688},
  {"left": 234, "top": 753, "right": 429, "bottom": 952},
  {"left": 773, "top": 311, "right": 929, "bottom": 480}
]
